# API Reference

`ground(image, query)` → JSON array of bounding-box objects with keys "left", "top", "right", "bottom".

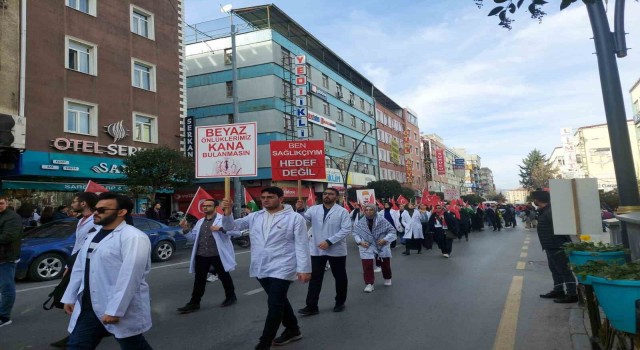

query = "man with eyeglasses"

[
  {"left": 295, "top": 187, "right": 351, "bottom": 315},
  {"left": 62, "top": 193, "right": 153, "bottom": 349},
  {"left": 177, "top": 199, "right": 237, "bottom": 314}
]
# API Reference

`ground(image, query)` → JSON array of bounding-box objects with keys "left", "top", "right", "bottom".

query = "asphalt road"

[{"left": 3, "top": 224, "right": 576, "bottom": 350}]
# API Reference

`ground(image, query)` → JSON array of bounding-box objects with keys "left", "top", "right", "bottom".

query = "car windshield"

[{"left": 22, "top": 219, "right": 78, "bottom": 239}]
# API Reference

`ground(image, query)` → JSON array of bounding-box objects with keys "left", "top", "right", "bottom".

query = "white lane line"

[
  {"left": 516, "top": 261, "right": 526, "bottom": 270},
  {"left": 244, "top": 288, "right": 264, "bottom": 296},
  {"left": 493, "top": 276, "right": 524, "bottom": 350},
  {"left": 520, "top": 252, "right": 528, "bottom": 258},
  {"left": 17, "top": 250, "right": 252, "bottom": 293}
]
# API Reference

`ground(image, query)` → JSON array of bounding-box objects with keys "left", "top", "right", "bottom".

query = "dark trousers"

[
  {"left": 67, "top": 310, "right": 152, "bottom": 350},
  {"left": 545, "top": 249, "right": 577, "bottom": 295},
  {"left": 306, "top": 255, "right": 348, "bottom": 308},
  {"left": 434, "top": 229, "right": 453, "bottom": 254},
  {"left": 257, "top": 278, "right": 298, "bottom": 344},
  {"left": 191, "top": 255, "right": 235, "bottom": 304},
  {"left": 362, "top": 258, "right": 391, "bottom": 284}
]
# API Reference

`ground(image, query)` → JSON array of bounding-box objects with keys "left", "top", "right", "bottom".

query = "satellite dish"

[{"left": 220, "top": 4, "right": 233, "bottom": 13}]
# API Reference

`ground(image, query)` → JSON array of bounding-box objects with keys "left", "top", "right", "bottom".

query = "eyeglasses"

[
  {"left": 322, "top": 192, "right": 336, "bottom": 196},
  {"left": 94, "top": 207, "right": 120, "bottom": 214},
  {"left": 202, "top": 205, "right": 214, "bottom": 207}
]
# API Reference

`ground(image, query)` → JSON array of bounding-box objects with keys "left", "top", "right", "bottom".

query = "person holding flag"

[{"left": 295, "top": 187, "right": 351, "bottom": 315}]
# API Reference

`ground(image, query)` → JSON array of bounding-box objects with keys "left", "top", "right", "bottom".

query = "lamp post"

[{"left": 342, "top": 127, "right": 378, "bottom": 197}]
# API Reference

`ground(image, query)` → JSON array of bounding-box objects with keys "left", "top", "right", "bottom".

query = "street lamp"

[{"left": 343, "top": 127, "right": 378, "bottom": 194}]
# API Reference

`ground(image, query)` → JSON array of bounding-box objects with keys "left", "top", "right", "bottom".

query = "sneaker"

[
  {"left": 0, "top": 318, "right": 12, "bottom": 328},
  {"left": 384, "top": 279, "right": 392, "bottom": 286},
  {"left": 273, "top": 328, "right": 302, "bottom": 346},
  {"left": 373, "top": 266, "right": 382, "bottom": 273},
  {"left": 554, "top": 295, "right": 579, "bottom": 304},
  {"left": 539, "top": 290, "right": 565, "bottom": 299},
  {"left": 255, "top": 342, "right": 271, "bottom": 350},
  {"left": 220, "top": 295, "right": 237, "bottom": 307},
  {"left": 443, "top": 254, "right": 450, "bottom": 258},
  {"left": 402, "top": 251, "right": 410, "bottom": 256},
  {"left": 50, "top": 335, "right": 69, "bottom": 348},
  {"left": 333, "top": 304, "right": 345, "bottom": 312},
  {"left": 207, "top": 273, "right": 218, "bottom": 282},
  {"left": 297, "top": 306, "right": 319, "bottom": 316},
  {"left": 364, "top": 284, "right": 374, "bottom": 293},
  {"left": 177, "top": 302, "right": 200, "bottom": 314}
]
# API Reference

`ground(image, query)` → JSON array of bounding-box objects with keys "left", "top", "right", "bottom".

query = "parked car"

[{"left": 17, "top": 217, "right": 187, "bottom": 282}]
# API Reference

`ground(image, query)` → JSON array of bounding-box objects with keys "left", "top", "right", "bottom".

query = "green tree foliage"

[
  {"left": 519, "top": 149, "right": 558, "bottom": 190},
  {"left": 599, "top": 189, "right": 620, "bottom": 210},
  {"left": 461, "top": 194, "right": 487, "bottom": 205},
  {"left": 487, "top": 192, "right": 507, "bottom": 202},
  {"left": 346, "top": 180, "right": 416, "bottom": 203},
  {"left": 122, "top": 147, "right": 194, "bottom": 202}
]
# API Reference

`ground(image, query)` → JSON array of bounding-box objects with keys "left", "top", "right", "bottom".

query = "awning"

[{"left": 1, "top": 180, "right": 128, "bottom": 192}]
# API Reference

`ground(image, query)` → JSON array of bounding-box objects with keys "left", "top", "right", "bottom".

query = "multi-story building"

[
  {"left": 0, "top": 0, "right": 185, "bottom": 211},
  {"left": 403, "top": 108, "right": 424, "bottom": 192},
  {"left": 479, "top": 167, "right": 496, "bottom": 195},
  {"left": 184, "top": 5, "right": 378, "bottom": 202},
  {"left": 504, "top": 188, "right": 529, "bottom": 204},
  {"left": 453, "top": 148, "right": 482, "bottom": 195},
  {"left": 421, "top": 134, "right": 464, "bottom": 194},
  {"left": 375, "top": 92, "right": 406, "bottom": 184},
  {"left": 631, "top": 77, "right": 640, "bottom": 122}
]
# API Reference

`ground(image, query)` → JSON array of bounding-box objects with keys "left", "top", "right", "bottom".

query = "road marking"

[
  {"left": 244, "top": 288, "right": 264, "bottom": 296},
  {"left": 521, "top": 246, "right": 528, "bottom": 251},
  {"left": 17, "top": 250, "right": 252, "bottom": 293},
  {"left": 516, "top": 261, "right": 526, "bottom": 270},
  {"left": 493, "top": 275, "right": 524, "bottom": 350},
  {"left": 523, "top": 240, "right": 530, "bottom": 244},
  {"left": 520, "top": 252, "right": 528, "bottom": 258}
]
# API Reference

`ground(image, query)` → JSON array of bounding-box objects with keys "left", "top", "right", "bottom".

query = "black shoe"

[
  {"left": 221, "top": 295, "right": 237, "bottom": 307},
  {"left": 273, "top": 328, "right": 302, "bottom": 346},
  {"left": 539, "top": 290, "right": 565, "bottom": 299},
  {"left": 50, "top": 336, "right": 69, "bottom": 348},
  {"left": 255, "top": 342, "right": 271, "bottom": 350},
  {"left": 297, "top": 306, "right": 319, "bottom": 316},
  {"left": 333, "top": 304, "right": 345, "bottom": 312},
  {"left": 177, "top": 302, "right": 200, "bottom": 313},
  {"left": 554, "top": 295, "right": 579, "bottom": 304},
  {"left": 402, "top": 251, "right": 410, "bottom": 255}
]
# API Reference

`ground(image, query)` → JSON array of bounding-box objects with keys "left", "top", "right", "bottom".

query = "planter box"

[
  {"left": 568, "top": 250, "right": 625, "bottom": 266},
  {"left": 590, "top": 276, "right": 640, "bottom": 334}
]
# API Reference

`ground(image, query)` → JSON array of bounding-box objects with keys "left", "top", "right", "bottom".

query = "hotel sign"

[{"left": 51, "top": 138, "right": 144, "bottom": 156}]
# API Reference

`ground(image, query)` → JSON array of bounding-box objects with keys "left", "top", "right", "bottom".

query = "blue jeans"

[
  {"left": 67, "top": 309, "right": 153, "bottom": 350},
  {"left": 0, "top": 262, "right": 16, "bottom": 319}
]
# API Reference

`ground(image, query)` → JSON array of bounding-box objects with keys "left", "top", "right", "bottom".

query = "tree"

[
  {"left": 346, "top": 180, "right": 417, "bottom": 203},
  {"left": 121, "top": 147, "right": 194, "bottom": 202},
  {"left": 461, "top": 194, "right": 487, "bottom": 205},
  {"left": 487, "top": 192, "right": 507, "bottom": 202},
  {"left": 519, "top": 149, "right": 558, "bottom": 190}
]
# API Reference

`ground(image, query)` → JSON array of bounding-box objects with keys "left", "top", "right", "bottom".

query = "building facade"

[
  {"left": 403, "top": 108, "right": 424, "bottom": 192},
  {"left": 421, "top": 134, "right": 465, "bottom": 194},
  {"left": 0, "top": 0, "right": 185, "bottom": 211},
  {"left": 479, "top": 167, "right": 496, "bottom": 195},
  {"left": 453, "top": 148, "right": 482, "bottom": 195},
  {"left": 375, "top": 95, "right": 406, "bottom": 184}
]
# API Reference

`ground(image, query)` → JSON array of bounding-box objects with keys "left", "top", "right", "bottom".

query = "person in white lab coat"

[
  {"left": 177, "top": 199, "right": 237, "bottom": 313},
  {"left": 400, "top": 202, "right": 425, "bottom": 255},
  {"left": 62, "top": 193, "right": 153, "bottom": 350},
  {"left": 220, "top": 187, "right": 311, "bottom": 350},
  {"left": 294, "top": 187, "right": 351, "bottom": 315}
]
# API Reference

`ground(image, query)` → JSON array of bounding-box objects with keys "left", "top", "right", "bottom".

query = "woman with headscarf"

[
  {"left": 400, "top": 202, "right": 424, "bottom": 255},
  {"left": 428, "top": 204, "right": 459, "bottom": 258},
  {"left": 353, "top": 204, "right": 396, "bottom": 292}
]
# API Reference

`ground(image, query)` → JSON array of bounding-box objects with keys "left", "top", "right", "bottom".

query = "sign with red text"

[
  {"left": 435, "top": 148, "right": 446, "bottom": 175},
  {"left": 195, "top": 122, "right": 257, "bottom": 178},
  {"left": 270, "top": 140, "right": 326, "bottom": 181}
]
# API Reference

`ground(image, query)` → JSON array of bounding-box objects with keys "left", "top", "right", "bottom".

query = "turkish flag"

[
  {"left": 376, "top": 199, "right": 384, "bottom": 209},
  {"left": 84, "top": 180, "right": 108, "bottom": 194},
  {"left": 421, "top": 189, "right": 430, "bottom": 205},
  {"left": 397, "top": 195, "right": 409, "bottom": 206},
  {"left": 306, "top": 188, "right": 317, "bottom": 207},
  {"left": 343, "top": 199, "right": 351, "bottom": 213},
  {"left": 185, "top": 187, "right": 214, "bottom": 220},
  {"left": 390, "top": 197, "right": 399, "bottom": 211}
]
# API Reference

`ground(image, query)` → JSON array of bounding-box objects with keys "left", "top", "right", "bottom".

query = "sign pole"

[
  {"left": 297, "top": 179, "right": 302, "bottom": 201},
  {"left": 225, "top": 177, "right": 231, "bottom": 201}
]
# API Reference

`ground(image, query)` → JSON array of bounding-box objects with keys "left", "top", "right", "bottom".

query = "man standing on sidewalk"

[
  {"left": 220, "top": 187, "right": 311, "bottom": 350},
  {"left": 533, "top": 190, "right": 578, "bottom": 304},
  {"left": 295, "top": 187, "right": 351, "bottom": 315},
  {"left": 177, "top": 199, "right": 237, "bottom": 313},
  {"left": 0, "top": 196, "right": 22, "bottom": 328}
]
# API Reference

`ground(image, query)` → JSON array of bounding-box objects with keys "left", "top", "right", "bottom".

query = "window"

[
  {"left": 226, "top": 81, "right": 233, "bottom": 98},
  {"left": 337, "top": 109, "right": 344, "bottom": 122},
  {"left": 133, "top": 113, "right": 158, "bottom": 143},
  {"left": 224, "top": 48, "right": 233, "bottom": 65},
  {"left": 336, "top": 84, "right": 343, "bottom": 97},
  {"left": 66, "top": 37, "right": 97, "bottom": 75},
  {"left": 322, "top": 102, "right": 330, "bottom": 116},
  {"left": 351, "top": 115, "right": 356, "bottom": 127},
  {"left": 132, "top": 59, "right": 156, "bottom": 91},
  {"left": 280, "top": 47, "right": 291, "bottom": 66},
  {"left": 349, "top": 92, "right": 355, "bottom": 102},
  {"left": 283, "top": 114, "right": 293, "bottom": 130},
  {"left": 324, "top": 129, "right": 332, "bottom": 142},
  {"left": 325, "top": 158, "right": 332, "bottom": 169},
  {"left": 283, "top": 81, "right": 292, "bottom": 101},
  {"left": 131, "top": 6, "right": 155, "bottom": 39},
  {"left": 322, "top": 74, "right": 329, "bottom": 89},
  {"left": 352, "top": 138, "right": 357, "bottom": 150},
  {"left": 361, "top": 143, "right": 368, "bottom": 155},
  {"left": 67, "top": 0, "right": 95, "bottom": 16},
  {"left": 353, "top": 162, "right": 359, "bottom": 173},
  {"left": 308, "top": 95, "right": 313, "bottom": 108},
  {"left": 64, "top": 99, "right": 97, "bottom": 135},
  {"left": 309, "top": 124, "right": 314, "bottom": 137},
  {"left": 306, "top": 64, "right": 312, "bottom": 79},
  {"left": 360, "top": 97, "right": 365, "bottom": 109},
  {"left": 339, "top": 134, "right": 345, "bottom": 146},
  {"left": 361, "top": 121, "right": 366, "bottom": 131}
]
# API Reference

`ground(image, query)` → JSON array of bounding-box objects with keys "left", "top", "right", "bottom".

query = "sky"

[{"left": 184, "top": 0, "right": 640, "bottom": 190}]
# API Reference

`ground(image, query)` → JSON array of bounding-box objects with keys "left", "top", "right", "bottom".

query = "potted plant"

[{"left": 563, "top": 241, "right": 626, "bottom": 266}]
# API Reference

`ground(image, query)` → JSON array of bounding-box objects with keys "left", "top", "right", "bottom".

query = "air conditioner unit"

[{"left": 348, "top": 99, "right": 354, "bottom": 106}]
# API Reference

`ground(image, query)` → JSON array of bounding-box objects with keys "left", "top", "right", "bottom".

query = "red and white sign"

[
  {"left": 270, "top": 140, "right": 326, "bottom": 181},
  {"left": 435, "top": 148, "right": 446, "bottom": 175},
  {"left": 356, "top": 189, "right": 376, "bottom": 205},
  {"left": 195, "top": 122, "right": 257, "bottom": 178}
]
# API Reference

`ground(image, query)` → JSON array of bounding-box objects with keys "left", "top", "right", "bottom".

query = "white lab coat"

[
  {"left": 378, "top": 209, "right": 401, "bottom": 231},
  {"left": 61, "top": 221, "right": 152, "bottom": 339},
  {"left": 71, "top": 214, "right": 101, "bottom": 255},
  {"left": 185, "top": 215, "right": 238, "bottom": 273},
  {"left": 401, "top": 209, "right": 424, "bottom": 239},
  {"left": 221, "top": 205, "right": 310, "bottom": 281},
  {"left": 298, "top": 204, "right": 352, "bottom": 256}
]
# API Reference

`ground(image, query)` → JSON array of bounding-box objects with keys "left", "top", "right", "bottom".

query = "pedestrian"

[
  {"left": 532, "top": 190, "right": 578, "bottom": 304},
  {"left": 177, "top": 199, "right": 237, "bottom": 314},
  {"left": 418, "top": 204, "right": 433, "bottom": 249},
  {"left": 485, "top": 205, "right": 496, "bottom": 231},
  {"left": 528, "top": 206, "right": 538, "bottom": 228},
  {"left": 429, "top": 204, "right": 458, "bottom": 258},
  {"left": 495, "top": 207, "right": 503, "bottom": 232},
  {"left": 220, "top": 187, "right": 311, "bottom": 350},
  {"left": 61, "top": 193, "right": 154, "bottom": 349},
  {"left": 509, "top": 205, "right": 517, "bottom": 228},
  {"left": 400, "top": 202, "right": 424, "bottom": 255},
  {"left": 295, "top": 187, "right": 351, "bottom": 315},
  {"left": 378, "top": 202, "right": 401, "bottom": 249},
  {"left": 459, "top": 205, "right": 472, "bottom": 241},
  {"left": 0, "top": 196, "right": 23, "bottom": 327},
  {"left": 145, "top": 201, "right": 166, "bottom": 223},
  {"left": 53, "top": 205, "right": 69, "bottom": 221},
  {"left": 473, "top": 204, "right": 485, "bottom": 231},
  {"left": 353, "top": 204, "right": 396, "bottom": 293},
  {"left": 50, "top": 192, "right": 100, "bottom": 348}
]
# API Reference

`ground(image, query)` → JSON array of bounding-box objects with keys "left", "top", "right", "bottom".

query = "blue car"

[{"left": 17, "top": 217, "right": 187, "bottom": 282}]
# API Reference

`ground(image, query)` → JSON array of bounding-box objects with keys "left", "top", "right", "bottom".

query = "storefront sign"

[
  {"left": 390, "top": 139, "right": 400, "bottom": 164},
  {"left": 185, "top": 116, "right": 195, "bottom": 158},
  {"left": 444, "top": 188, "right": 460, "bottom": 201},
  {"left": 435, "top": 148, "right": 446, "bottom": 175},
  {"left": 1, "top": 180, "right": 128, "bottom": 192},
  {"left": 310, "top": 84, "right": 328, "bottom": 101},
  {"left": 270, "top": 140, "right": 326, "bottom": 181},
  {"left": 195, "top": 122, "right": 257, "bottom": 178},
  {"left": 51, "top": 137, "right": 144, "bottom": 156},
  {"left": 307, "top": 112, "right": 336, "bottom": 130},
  {"left": 19, "top": 151, "right": 125, "bottom": 179},
  {"left": 453, "top": 158, "right": 465, "bottom": 170}
]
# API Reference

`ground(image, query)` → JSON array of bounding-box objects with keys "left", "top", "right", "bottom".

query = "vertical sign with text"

[
  {"left": 294, "top": 55, "right": 308, "bottom": 138},
  {"left": 435, "top": 148, "right": 446, "bottom": 175},
  {"left": 184, "top": 116, "right": 195, "bottom": 158}
]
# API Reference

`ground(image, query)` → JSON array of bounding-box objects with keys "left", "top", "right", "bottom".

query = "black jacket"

[
  {"left": 0, "top": 209, "right": 23, "bottom": 263},
  {"left": 536, "top": 204, "right": 571, "bottom": 250}
]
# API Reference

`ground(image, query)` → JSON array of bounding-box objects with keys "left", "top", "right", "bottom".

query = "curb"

[{"left": 569, "top": 307, "right": 593, "bottom": 350}]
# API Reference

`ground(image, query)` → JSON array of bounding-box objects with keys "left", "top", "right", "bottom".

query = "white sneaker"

[
  {"left": 443, "top": 254, "right": 450, "bottom": 258},
  {"left": 373, "top": 266, "right": 382, "bottom": 273},
  {"left": 207, "top": 273, "right": 218, "bottom": 282},
  {"left": 364, "top": 284, "right": 374, "bottom": 293},
  {"left": 384, "top": 279, "right": 392, "bottom": 286},
  {"left": 0, "top": 318, "right": 12, "bottom": 328}
]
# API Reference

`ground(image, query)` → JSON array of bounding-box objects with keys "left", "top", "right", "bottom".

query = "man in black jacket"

[
  {"left": 0, "top": 196, "right": 23, "bottom": 327},
  {"left": 532, "top": 190, "right": 578, "bottom": 303}
]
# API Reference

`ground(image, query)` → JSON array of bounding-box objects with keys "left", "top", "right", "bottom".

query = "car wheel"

[
  {"left": 29, "top": 253, "right": 65, "bottom": 281},
  {"left": 152, "top": 241, "right": 174, "bottom": 262}
]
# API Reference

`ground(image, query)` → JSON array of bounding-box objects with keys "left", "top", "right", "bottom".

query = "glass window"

[
  {"left": 336, "top": 84, "right": 342, "bottom": 97},
  {"left": 360, "top": 98, "right": 365, "bottom": 109},
  {"left": 67, "top": 102, "right": 92, "bottom": 134},
  {"left": 224, "top": 48, "right": 233, "bottom": 65},
  {"left": 132, "top": 11, "right": 149, "bottom": 37},
  {"left": 337, "top": 109, "right": 343, "bottom": 122},
  {"left": 68, "top": 40, "right": 92, "bottom": 74},
  {"left": 133, "top": 62, "right": 152, "bottom": 90},
  {"left": 361, "top": 121, "right": 366, "bottom": 131},
  {"left": 134, "top": 114, "right": 155, "bottom": 143},
  {"left": 23, "top": 219, "right": 78, "bottom": 239},
  {"left": 322, "top": 74, "right": 329, "bottom": 89},
  {"left": 323, "top": 102, "right": 330, "bottom": 116},
  {"left": 339, "top": 134, "right": 345, "bottom": 146},
  {"left": 226, "top": 81, "right": 233, "bottom": 98},
  {"left": 67, "top": 0, "right": 89, "bottom": 14},
  {"left": 351, "top": 115, "right": 356, "bottom": 127},
  {"left": 324, "top": 129, "right": 331, "bottom": 142}
]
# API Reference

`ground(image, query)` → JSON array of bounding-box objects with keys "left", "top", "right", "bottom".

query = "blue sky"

[{"left": 185, "top": 1, "right": 640, "bottom": 190}]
